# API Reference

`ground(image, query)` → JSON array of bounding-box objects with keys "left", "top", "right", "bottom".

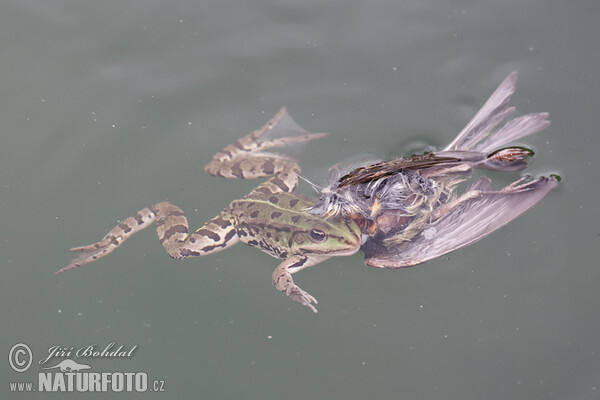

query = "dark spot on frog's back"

[
  {"left": 254, "top": 186, "right": 273, "bottom": 195},
  {"left": 250, "top": 210, "right": 260, "bottom": 218},
  {"left": 291, "top": 215, "right": 300, "bottom": 223},
  {"left": 288, "top": 198, "right": 299, "bottom": 207},
  {"left": 268, "top": 196, "right": 279, "bottom": 204},
  {"left": 271, "top": 211, "right": 282, "bottom": 219}
]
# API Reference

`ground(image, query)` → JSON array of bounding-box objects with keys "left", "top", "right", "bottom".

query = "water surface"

[{"left": 2, "top": 1, "right": 599, "bottom": 399}]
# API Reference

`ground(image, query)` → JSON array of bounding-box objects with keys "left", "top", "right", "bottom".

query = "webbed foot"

[
  {"left": 57, "top": 206, "right": 157, "bottom": 274},
  {"left": 286, "top": 285, "right": 319, "bottom": 313}
]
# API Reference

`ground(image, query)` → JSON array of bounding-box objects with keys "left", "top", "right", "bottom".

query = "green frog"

[{"left": 57, "top": 108, "right": 361, "bottom": 313}]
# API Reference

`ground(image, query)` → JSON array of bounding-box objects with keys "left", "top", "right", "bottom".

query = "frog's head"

[{"left": 290, "top": 215, "right": 362, "bottom": 258}]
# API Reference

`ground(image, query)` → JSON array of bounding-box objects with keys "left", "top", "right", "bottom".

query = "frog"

[{"left": 57, "top": 107, "right": 361, "bottom": 313}]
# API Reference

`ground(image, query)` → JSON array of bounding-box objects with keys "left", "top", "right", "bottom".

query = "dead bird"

[{"left": 310, "top": 72, "right": 559, "bottom": 268}]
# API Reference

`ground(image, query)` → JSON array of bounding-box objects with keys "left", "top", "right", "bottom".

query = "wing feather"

[{"left": 364, "top": 176, "right": 558, "bottom": 268}]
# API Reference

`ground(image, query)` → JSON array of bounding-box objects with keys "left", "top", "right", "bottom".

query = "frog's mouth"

[
  {"left": 306, "top": 246, "right": 360, "bottom": 262},
  {"left": 336, "top": 246, "right": 362, "bottom": 257}
]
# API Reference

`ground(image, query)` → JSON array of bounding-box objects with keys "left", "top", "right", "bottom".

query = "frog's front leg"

[
  {"left": 272, "top": 255, "right": 320, "bottom": 313},
  {"left": 57, "top": 202, "right": 239, "bottom": 274}
]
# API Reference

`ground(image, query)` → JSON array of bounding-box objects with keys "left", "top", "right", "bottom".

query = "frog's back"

[
  {"left": 227, "top": 193, "right": 304, "bottom": 256},
  {"left": 230, "top": 192, "right": 313, "bottom": 226}
]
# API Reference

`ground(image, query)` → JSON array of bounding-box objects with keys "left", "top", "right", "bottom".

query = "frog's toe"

[
  {"left": 59, "top": 237, "right": 123, "bottom": 274},
  {"left": 299, "top": 297, "right": 318, "bottom": 313},
  {"left": 70, "top": 237, "right": 112, "bottom": 252},
  {"left": 287, "top": 286, "right": 319, "bottom": 313}
]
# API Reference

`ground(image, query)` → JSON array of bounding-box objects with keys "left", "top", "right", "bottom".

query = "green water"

[{"left": 2, "top": 1, "right": 599, "bottom": 399}]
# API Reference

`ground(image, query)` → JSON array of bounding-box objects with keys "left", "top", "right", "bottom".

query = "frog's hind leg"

[
  {"left": 57, "top": 202, "right": 239, "bottom": 274},
  {"left": 57, "top": 206, "right": 158, "bottom": 274},
  {"left": 204, "top": 107, "right": 328, "bottom": 194},
  {"left": 153, "top": 202, "right": 239, "bottom": 259}
]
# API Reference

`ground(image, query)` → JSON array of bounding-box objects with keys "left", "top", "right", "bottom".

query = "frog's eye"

[{"left": 309, "top": 228, "right": 328, "bottom": 243}]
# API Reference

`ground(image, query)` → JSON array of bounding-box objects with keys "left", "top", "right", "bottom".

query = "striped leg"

[
  {"left": 204, "top": 107, "right": 328, "bottom": 195},
  {"left": 57, "top": 202, "right": 238, "bottom": 274},
  {"left": 153, "top": 202, "right": 238, "bottom": 259}
]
